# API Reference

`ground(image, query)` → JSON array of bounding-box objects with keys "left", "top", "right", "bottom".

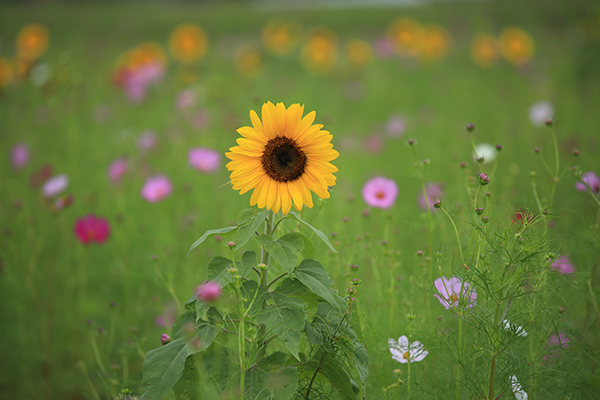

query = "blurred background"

[{"left": 1, "top": 0, "right": 600, "bottom": 399}]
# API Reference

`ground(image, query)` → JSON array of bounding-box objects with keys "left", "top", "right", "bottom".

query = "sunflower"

[{"left": 226, "top": 102, "right": 338, "bottom": 215}]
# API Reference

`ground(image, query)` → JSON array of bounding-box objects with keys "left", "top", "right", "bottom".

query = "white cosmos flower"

[
  {"left": 510, "top": 375, "right": 527, "bottom": 400},
  {"left": 42, "top": 174, "right": 69, "bottom": 198},
  {"left": 472, "top": 143, "right": 497, "bottom": 165},
  {"left": 502, "top": 320, "right": 528, "bottom": 337},
  {"left": 529, "top": 100, "right": 554, "bottom": 127},
  {"left": 388, "top": 335, "right": 428, "bottom": 364}
]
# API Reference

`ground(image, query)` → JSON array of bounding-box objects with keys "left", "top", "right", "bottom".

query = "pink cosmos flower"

[
  {"left": 434, "top": 276, "right": 477, "bottom": 310},
  {"left": 196, "top": 281, "right": 222, "bottom": 302},
  {"left": 141, "top": 175, "right": 172, "bottom": 202},
  {"left": 551, "top": 256, "right": 575, "bottom": 275},
  {"left": 374, "top": 37, "right": 395, "bottom": 59},
  {"left": 362, "top": 176, "right": 399, "bottom": 209},
  {"left": 108, "top": 157, "right": 128, "bottom": 184},
  {"left": 548, "top": 332, "right": 571, "bottom": 349},
  {"left": 575, "top": 171, "right": 600, "bottom": 194},
  {"left": 137, "top": 130, "right": 158, "bottom": 151},
  {"left": 74, "top": 214, "right": 110, "bottom": 245},
  {"left": 177, "top": 89, "right": 196, "bottom": 110},
  {"left": 188, "top": 147, "right": 220, "bottom": 173},
  {"left": 122, "top": 62, "right": 165, "bottom": 103},
  {"left": 385, "top": 114, "right": 406, "bottom": 138},
  {"left": 388, "top": 335, "right": 428, "bottom": 364},
  {"left": 418, "top": 183, "right": 444, "bottom": 211},
  {"left": 11, "top": 143, "right": 30, "bottom": 170},
  {"left": 42, "top": 174, "right": 69, "bottom": 198}
]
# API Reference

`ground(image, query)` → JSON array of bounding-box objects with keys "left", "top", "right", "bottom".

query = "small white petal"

[
  {"left": 397, "top": 335, "right": 409, "bottom": 348},
  {"left": 411, "top": 350, "right": 429, "bottom": 362}
]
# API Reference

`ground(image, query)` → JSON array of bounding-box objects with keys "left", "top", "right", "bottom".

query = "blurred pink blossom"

[
  {"left": 108, "top": 157, "right": 128, "bottom": 184},
  {"left": 42, "top": 174, "right": 69, "bottom": 198},
  {"left": 551, "top": 255, "right": 575, "bottom": 275},
  {"left": 141, "top": 175, "right": 172, "bottom": 202},
  {"left": 544, "top": 332, "right": 571, "bottom": 361},
  {"left": 138, "top": 131, "right": 158, "bottom": 151},
  {"left": 364, "top": 134, "right": 384, "bottom": 154},
  {"left": 362, "top": 176, "right": 398, "bottom": 209},
  {"left": 11, "top": 143, "right": 30, "bottom": 170},
  {"left": 434, "top": 276, "right": 477, "bottom": 310},
  {"left": 529, "top": 101, "right": 554, "bottom": 127},
  {"left": 575, "top": 171, "right": 600, "bottom": 194},
  {"left": 188, "top": 147, "right": 220, "bottom": 173},
  {"left": 385, "top": 115, "right": 406, "bottom": 138},
  {"left": 418, "top": 183, "right": 444, "bottom": 211},
  {"left": 177, "top": 89, "right": 196, "bottom": 110},
  {"left": 374, "top": 37, "right": 395, "bottom": 59},
  {"left": 196, "top": 281, "right": 222, "bottom": 302},
  {"left": 74, "top": 214, "right": 110, "bottom": 245},
  {"left": 122, "top": 62, "right": 165, "bottom": 103}
]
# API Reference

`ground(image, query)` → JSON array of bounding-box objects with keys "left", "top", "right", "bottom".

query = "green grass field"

[{"left": 1, "top": 1, "right": 600, "bottom": 399}]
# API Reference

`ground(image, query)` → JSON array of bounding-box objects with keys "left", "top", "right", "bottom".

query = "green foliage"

[{"left": 295, "top": 260, "right": 347, "bottom": 310}]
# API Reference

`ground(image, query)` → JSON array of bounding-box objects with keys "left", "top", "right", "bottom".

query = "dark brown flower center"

[{"left": 261, "top": 136, "right": 307, "bottom": 182}]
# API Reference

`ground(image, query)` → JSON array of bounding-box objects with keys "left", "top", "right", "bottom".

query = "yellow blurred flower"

[
  {"left": 300, "top": 27, "right": 338, "bottom": 74},
  {"left": 127, "top": 42, "right": 167, "bottom": 70},
  {"left": 262, "top": 20, "right": 301, "bottom": 55},
  {"left": 345, "top": 39, "right": 373, "bottom": 66},
  {"left": 169, "top": 24, "right": 208, "bottom": 64},
  {"left": 417, "top": 25, "right": 451, "bottom": 62},
  {"left": 0, "top": 57, "right": 14, "bottom": 87},
  {"left": 235, "top": 44, "right": 262, "bottom": 78},
  {"left": 16, "top": 24, "right": 49, "bottom": 61},
  {"left": 470, "top": 33, "right": 501, "bottom": 68},
  {"left": 387, "top": 18, "right": 422, "bottom": 57},
  {"left": 499, "top": 27, "right": 534, "bottom": 66}
]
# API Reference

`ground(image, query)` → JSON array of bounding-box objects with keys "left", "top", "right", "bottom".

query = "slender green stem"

[
  {"left": 407, "top": 358, "right": 411, "bottom": 400},
  {"left": 440, "top": 207, "right": 465, "bottom": 263},
  {"left": 488, "top": 303, "right": 501, "bottom": 400},
  {"left": 257, "top": 212, "right": 275, "bottom": 362},
  {"left": 455, "top": 315, "right": 462, "bottom": 400}
]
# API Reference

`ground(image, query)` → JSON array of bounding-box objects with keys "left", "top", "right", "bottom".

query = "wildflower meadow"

[{"left": 2, "top": 1, "right": 600, "bottom": 399}]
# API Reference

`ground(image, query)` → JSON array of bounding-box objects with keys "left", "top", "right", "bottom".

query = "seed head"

[{"left": 466, "top": 123, "right": 475, "bottom": 132}]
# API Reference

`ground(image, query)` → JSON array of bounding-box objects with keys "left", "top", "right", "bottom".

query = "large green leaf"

[
  {"left": 243, "top": 363, "right": 298, "bottom": 400},
  {"left": 265, "top": 233, "right": 304, "bottom": 274},
  {"left": 187, "top": 226, "right": 237, "bottom": 259},
  {"left": 258, "top": 290, "right": 306, "bottom": 360},
  {"left": 295, "top": 259, "right": 346, "bottom": 309},
  {"left": 240, "top": 280, "right": 267, "bottom": 316},
  {"left": 172, "top": 356, "right": 200, "bottom": 400},
  {"left": 352, "top": 342, "right": 369, "bottom": 381},
  {"left": 236, "top": 209, "right": 270, "bottom": 250},
  {"left": 207, "top": 252, "right": 255, "bottom": 287},
  {"left": 289, "top": 212, "right": 336, "bottom": 253},
  {"left": 321, "top": 358, "right": 357, "bottom": 400},
  {"left": 172, "top": 311, "right": 196, "bottom": 340},
  {"left": 298, "top": 233, "right": 316, "bottom": 259}
]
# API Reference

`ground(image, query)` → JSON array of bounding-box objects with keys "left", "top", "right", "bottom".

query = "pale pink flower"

[
  {"left": 74, "top": 214, "right": 110, "bottom": 245},
  {"left": 551, "top": 256, "right": 575, "bottom": 275},
  {"left": 374, "top": 37, "right": 395, "bottom": 59},
  {"left": 177, "top": 89, "right": 196, "bottom": 110},
  {"left": 433, "top": 276, "right": 477, "bottom": 310},
  {"left": 548, "top": 332, "right": 570, "bottom": 349},
  {"left": 196, "top": 281, "right": 222, "bottom": 302},
  {"left": 364, "top": 134, "right": 384, "bottom": 154},
  {"left": 137, "top": 131, "right": 158, "bottom": 151},
  {"left": 362, "top": 176, "right": 398, "bottom": 209},
  {"left": 11, "top": 143, "right": 30, "bottom": 170},
  {"left": 108, "top": 157, "right": 128, "bottom": 184},
  {"left": 418, "top": 183, "right": 444, "bottom": 211},
  {"left": 575, "top": 171, "right": 600, "bottom": 194},
  {"left": 188, "top": 147, "right": 220, "bottom": 173},
  {"left": 42, "top": 174, "right": 69, "bottom": 198},
  {"left": 529, "top": 101, "right": 554, "bottom": 127},
  {"left": 141, "top": 175, "right": 172, "bottom": 202},
  {"left": 385, "top": 114, "right": 406, "bottom": 138},
  {"left": 388, "top": 335, "right": 428, "bottom": 364}
]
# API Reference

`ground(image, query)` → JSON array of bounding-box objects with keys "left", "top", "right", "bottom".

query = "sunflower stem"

[{"left": 257, "top": 212, "right": 275, "bottom": 362}]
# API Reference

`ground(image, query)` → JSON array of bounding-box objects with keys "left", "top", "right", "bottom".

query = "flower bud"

[
  {"left": 573, "top": 149, "right": 580, "bottom": 156},
  {"left": 545, "top": 118, "right": 553, "bottom": 126},
  {"left": 226, "top": 241, "right": 236, "bottom": 247},
  {"left": 534, "top": 147, "right": 540, "bottom": 154},
  {"left": 466, "top": 123, "right": 475, "bottom": 132},
  {"left": 408, "top": 138, "right": 415, "bottom": 145},
  {"left": 416, "top": 250, "right": 424, "bottom": 256},
  {"left": 477, "top": 172, "right": 490, "bottom": 186},
  {"left": 475, "top": 207, "right": 484, "bottom": 215},
  {"left": 460, "top": 162, "right": 467, "bottom": 168},
  {"left": 482, "top": 216, "right": 490, "bottom": 223},
  {"left": 433, "top": 199, "right": 442, "bottom": 209},
  {"left": 495, "top": 144, "right": 502, "bottom": 151},
  {"left": 160, "top": 333, "right": 171, "bottom": 345}
]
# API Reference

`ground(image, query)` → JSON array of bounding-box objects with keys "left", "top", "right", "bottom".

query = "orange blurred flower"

[
  {"left": 387, "top": 18, "right": 422, "bottom": 57},
  {"left": 499, "top": 27, "right": 534, "bottom": 66},
  {"left": 0, "top": 57, "right": 14, "bottom": 87},
  {"left": 169, "top": 24, "right": 208, "bottom": 64},
  {"left": 235, "top": 44, "right": 262, "bottom": 78},
  {"left": 470, "top": 33, "right": 501, "bottom": 68},
  {"left": 128, "top": 42, "right": 167, "bottom": 70},
  {"left": 417, "top": 25, "right": 451, "bottom": 62},
  {"left": 261, "top": 20, "right": 301, "bottom": 55},
  {"left": 345, "top": 39, "right": 373, "bottom": 66},
  {"left": 300, "top": 27, "right": 338, "bottom": 74},
  {"left": 16, "top": 24, "right": 49, "bottom": 61}
]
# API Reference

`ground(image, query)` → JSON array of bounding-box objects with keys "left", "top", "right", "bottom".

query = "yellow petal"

[
  {"left": 280, "top": 182, "right": 292, "bottom": 215},
  {"left": 288, "top": 182, "right": 304, "bottom": 211}
]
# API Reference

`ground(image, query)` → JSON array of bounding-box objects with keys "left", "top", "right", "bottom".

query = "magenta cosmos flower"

[
  {"left": 434, "top": 276, "right": 477, "bottom": 310},
  {"left": 108, "top": 157, "right": 128, "bottom": 184},
  {"left": 11, "top": 143, "right": 30, "bottom": 170},
  {"left": 418, "top": 183, "right": 444, "bottom": 211},
  {"left": 74, "top": 214, "right": 110, "bottom": 245},
  {"left": 188, "top": 147, "right": 220, "bottom": 173},
  {"left": 575, "top": 171, "right": 600, "bottom": 194},
  {"left": 196, "top": 281, "right": 222, "bottom": 302},
  {"left": 362, "top": 176, "right": 399, "bottom": 209},
  {"left": 388, "top": 335, "right": 428, "bottom": 364},
  {"left": 141, "top": 175, "right": 172, "bottom": 202},
  {"left": 551, "top": 255, "right": 575, "bottom": 275},
  {"left": 42, "top": 174, "right": 69, "bottom": 198}
]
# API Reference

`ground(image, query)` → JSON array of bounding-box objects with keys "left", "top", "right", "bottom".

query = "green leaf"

[
  {"left": 236, "top": 209, "right": 270, "bottom": 250},
  {"left": 240, "top": 280, "right": 267, "bottom": 316},
  {"left": 320, "top": 358, "right": 357, "bottom": 400},
  {"left": 241, "top": 251, "right": 257, "bottom": 276},
  {"left": 269, "top": 367, "right": 298, "bottom": 400},
  {"left": 207, "top": 257, "right": 235, "bottom": 287},
  {"left": 295, "top": 259, "right": 346, "bottom": 309},
  {"left": 275, "top": 278, "right": 308, "bottom": 296},
  {"left": 257, "top": 291, "right": 306, "bottom": 361},
  {"left": 187, "top": 226, "right": 237, "bottom": 259},
  {"left": 257, "top": 234, "right": 272, "bottom": 246},
  {"left": 352, "top": 342, "right": 369, "bottom": 381},
  {"left": 243, "top": 364, "right": 298, "bottom": 400},
  {"left": 266, "top": 233, "right": 304, "bottom": 275},
  {"left": 299, "top": 233, "right": 316, "bottom": 259},
  {"left": 289, "top": 212, "right": 336, "bottom": 253},
  {"left": 172, "top": 356, "right": 200, "bottom": 400},
  {"left": 172, "top": 311, "right": 196, "bottom": 340}
]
